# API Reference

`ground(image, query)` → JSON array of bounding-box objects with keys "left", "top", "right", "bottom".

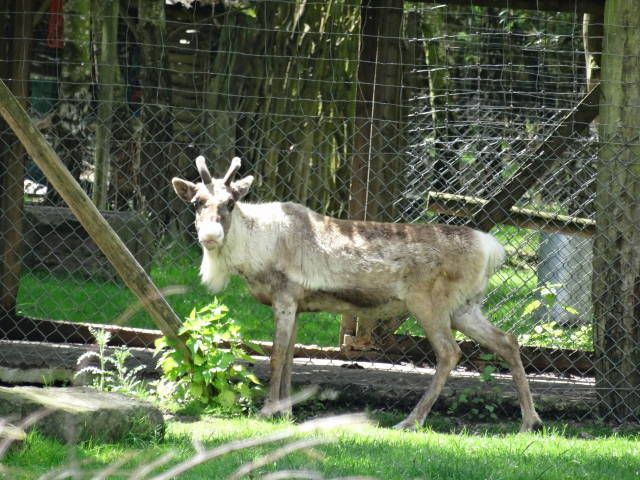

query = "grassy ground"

[
  {"left": 16, "top": 229, "right": 589, "bottom": 350},
  {"left": 3, "top": 413, "right": 639, "bottom": 479}
]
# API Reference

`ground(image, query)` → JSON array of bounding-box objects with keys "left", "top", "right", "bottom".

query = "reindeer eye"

[
  {"left": 191, "top": 198, "right": 205, "bottom": 209},
  {"left": 227, "top": 199, "right": 236, "bottom": 211}
]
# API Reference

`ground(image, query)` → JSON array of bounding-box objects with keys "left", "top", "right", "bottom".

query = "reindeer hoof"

[{"left": 519, "top": 418, "right": 543, "bottom": 433}]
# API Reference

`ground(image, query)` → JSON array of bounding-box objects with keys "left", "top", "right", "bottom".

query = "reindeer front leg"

[
  {"left": 264, "top": 295, "right": 298, "bottom": 415},
  {"left": 280, "top": 316, "right": 298, "bottom": 401}
]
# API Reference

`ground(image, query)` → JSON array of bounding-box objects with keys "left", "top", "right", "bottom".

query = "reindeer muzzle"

[{"left": 198, "top": 223, "right": 225, "bottom": 249}]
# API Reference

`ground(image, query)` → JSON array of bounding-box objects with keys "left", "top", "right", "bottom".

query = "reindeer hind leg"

[
  {"left": 395, "top": 299, "right": 461, "bottom": 430},
  {"left": 451, "top": 304, "right": 542, "bottom": 432}
]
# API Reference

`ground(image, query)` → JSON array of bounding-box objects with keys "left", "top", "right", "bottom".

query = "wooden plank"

[
  {"left": 427, "top": 191, "right": 595, "bottom": 236},
  {"left": 1, "top": 316, "right": 161, "bottom": 349},
  {"left": 355, "top": 334, "right": 594, "bottom": 376},
  {"left": 0, "top": 79, "right": 190, "bottom": 361},
  {"left": 471, "top": 84, "right": 600, "bottom": 232},
  {"left": 412, "top": 0, "right": 604, "bottom": 14},
  {"left": 10, "top": 317, "right": 595, "bottom": 377}
]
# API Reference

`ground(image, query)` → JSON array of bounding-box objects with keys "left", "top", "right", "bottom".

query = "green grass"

[{"left": 3, "top": 414, "right": 639, "bottom": 479}]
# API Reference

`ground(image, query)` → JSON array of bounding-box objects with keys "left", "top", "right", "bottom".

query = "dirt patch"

[
  {"left": 251, "top": 358, "right": 595, "bottom": 420},
  {"left": 0, "top": 340, "right": 595, "bottom": 420}
]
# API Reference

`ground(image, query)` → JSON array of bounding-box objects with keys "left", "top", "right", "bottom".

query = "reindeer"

[{"left": 172, "top": 156, "right": 542, "bottom": 432}]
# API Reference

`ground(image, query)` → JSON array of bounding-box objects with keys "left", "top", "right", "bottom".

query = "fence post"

[
  {"left": 0, "top": 3, "right": 32, "bottom": 320},
  {"left": 0, "top": 78, "right": 190, "bottom": 361},
  {"left": 592, "top": 0, "right": 640, "bottom": 422},
  {"left": 342, "top": 0, "right": 405, "bottom": 348}
]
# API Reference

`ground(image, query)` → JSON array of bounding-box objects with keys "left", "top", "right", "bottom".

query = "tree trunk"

[
  {"left": 53, "top": 0, "right": 91, "bottom": 202},
  {"left": 137, "top": 0, "right": 174, "bottom": 229},
  {"left": 92, "top": 0, "right": 119, "bottom": 210},
  {"left": 0, "top": 1, "right": 33, "bottom": 323},
  {"left": 205, "top": 8, "right": 238, "bottom": 169},
  {"left": 593, "top": 0, "right": 640, "bottom": 422},
  {"left": 423, "top": 7, "right": 458, "bottom": 197}
]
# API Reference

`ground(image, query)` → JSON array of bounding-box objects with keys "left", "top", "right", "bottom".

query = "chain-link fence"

[{"left": 1, "top": 0, "right": 638, "bottom": 424}]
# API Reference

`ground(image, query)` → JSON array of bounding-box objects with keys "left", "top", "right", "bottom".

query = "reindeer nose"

[{"left": 198, "top": 223, "right": 224, "bottom": 249}]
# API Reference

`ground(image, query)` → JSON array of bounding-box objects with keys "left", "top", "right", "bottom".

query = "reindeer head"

[{"left": 172, "top": 156, "right": 254, "bottom": 250}]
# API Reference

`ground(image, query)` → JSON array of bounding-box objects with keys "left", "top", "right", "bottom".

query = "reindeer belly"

[
  {"left": 244, "top": 274, "right": 406, "bottom": 318},
  {"left": 299, "top": 289, "right": 406, "bottom": 319},
  {"left": 246, "top": 285, "right": 274, "bottom": 306}
]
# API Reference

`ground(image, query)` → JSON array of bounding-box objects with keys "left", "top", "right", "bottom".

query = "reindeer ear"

[
  {"left": 172, "top": 178, "right": 197, "bottom": 202},
  {"left": 230, "top": 175, "right": 254, "bottom": 200}
]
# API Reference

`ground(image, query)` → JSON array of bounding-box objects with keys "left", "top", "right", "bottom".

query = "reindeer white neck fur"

[{"left": 200, "top": 247, "right": 231, "bottom": 293}]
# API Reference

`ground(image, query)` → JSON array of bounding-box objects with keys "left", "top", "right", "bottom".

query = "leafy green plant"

[
  {"left": 518, "top": 321, "right": 592, "bottom": 351},
  {"left": 518, "top": 283, "right": 592, "bottom": 350},
  {"left": 447, "top": 353, "right": 503, "bottom": 421},
  {"left": 75, "top": 326, "right": 146, "bottom": 395},
  {"left": 155, "top": 300, "right": 263, "bottom": 410},
  {"left": 448, "top": 386, "right": 500, "bottom": 422},
  {"left": 520, "top": 283, "right": 572, "bottom": 319},
  {"left": 478, "top": 353, "right": 499, "bottom": 383}
]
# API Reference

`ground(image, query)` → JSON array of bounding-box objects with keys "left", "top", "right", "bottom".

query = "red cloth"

[{"left": 47, "top": 0, "right": 64, "bottom": 49}]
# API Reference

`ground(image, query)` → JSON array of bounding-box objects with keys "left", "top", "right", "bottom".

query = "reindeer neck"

[{"left": 223, "top": 201, "right": 284, "bottom": 271}]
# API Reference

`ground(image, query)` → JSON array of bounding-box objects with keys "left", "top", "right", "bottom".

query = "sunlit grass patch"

[{"left": 4, "top": 415, "right": 640, "bottom": 480}]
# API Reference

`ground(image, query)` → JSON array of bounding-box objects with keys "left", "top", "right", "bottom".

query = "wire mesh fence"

[{"left": 0, "top": 0, "right": 638, "bottom": 424}]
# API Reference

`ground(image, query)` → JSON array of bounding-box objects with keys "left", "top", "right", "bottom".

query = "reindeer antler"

[
  {"left": 195, "top": 155, "right": 212, "bottom": 185},
  {"left": 222, "top": 157, "right": 242, "bottom": 186}
]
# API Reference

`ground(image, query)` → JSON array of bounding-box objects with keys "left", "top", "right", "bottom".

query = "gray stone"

[{"left": 0, "top": 386, "right": 164, "bottom": 443}]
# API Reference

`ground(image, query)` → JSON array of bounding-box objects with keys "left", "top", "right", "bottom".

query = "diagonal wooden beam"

[
  {"left": 0, "top": 79, "right": 190, "bottom": 360},
  {"left": 427, "top": 191, "right": 595, "bottom": 237},
  {"left": 410, "top": 0, "right": 604, "bottom": 15},
  {"left": 471, "top": 84, "right": 600, "bottom": 232}
]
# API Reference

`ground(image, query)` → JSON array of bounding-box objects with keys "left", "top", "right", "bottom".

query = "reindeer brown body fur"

[{"left": 172, "top": 157, "right": 542, "bottom": 432}]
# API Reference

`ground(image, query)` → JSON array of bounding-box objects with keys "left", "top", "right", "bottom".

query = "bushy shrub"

[{"left": 155, "top": 300, "right": 263, "bottom": 410}]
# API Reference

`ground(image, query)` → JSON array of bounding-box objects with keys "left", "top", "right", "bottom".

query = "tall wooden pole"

[
  {"left": 592, "top": 0, "right": 640, "bottom": 422},
  {"left": 342, "top": 0, "right": 404, "bottom": 347},
  {"left": 0, "top": 79, "right": 190, "bottom": 360},
  {"left": 0, "top": 2, "right": 32, "bottom": 320},
  {"left": 92, "top": 0, "right": 120, "bottom": 209}
]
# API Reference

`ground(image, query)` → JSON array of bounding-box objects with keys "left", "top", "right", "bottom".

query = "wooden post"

[
  {"left": 0, "top": 3, "right": 32, "bottom": 320},
  {"left": 592, "top": 0, "right": 640, "bottom": 423},
  {"left": 92, "top": 0, "right": 120, "bottom": 209},
  {"left": 349, "top": 0, "right": 405, "bottom": 223},
  {"left": 0, "top": 79, "right": 190, "bottom": 360},
  {"left": 342, "top": 0, "right": 405, "bottom": 347}
]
